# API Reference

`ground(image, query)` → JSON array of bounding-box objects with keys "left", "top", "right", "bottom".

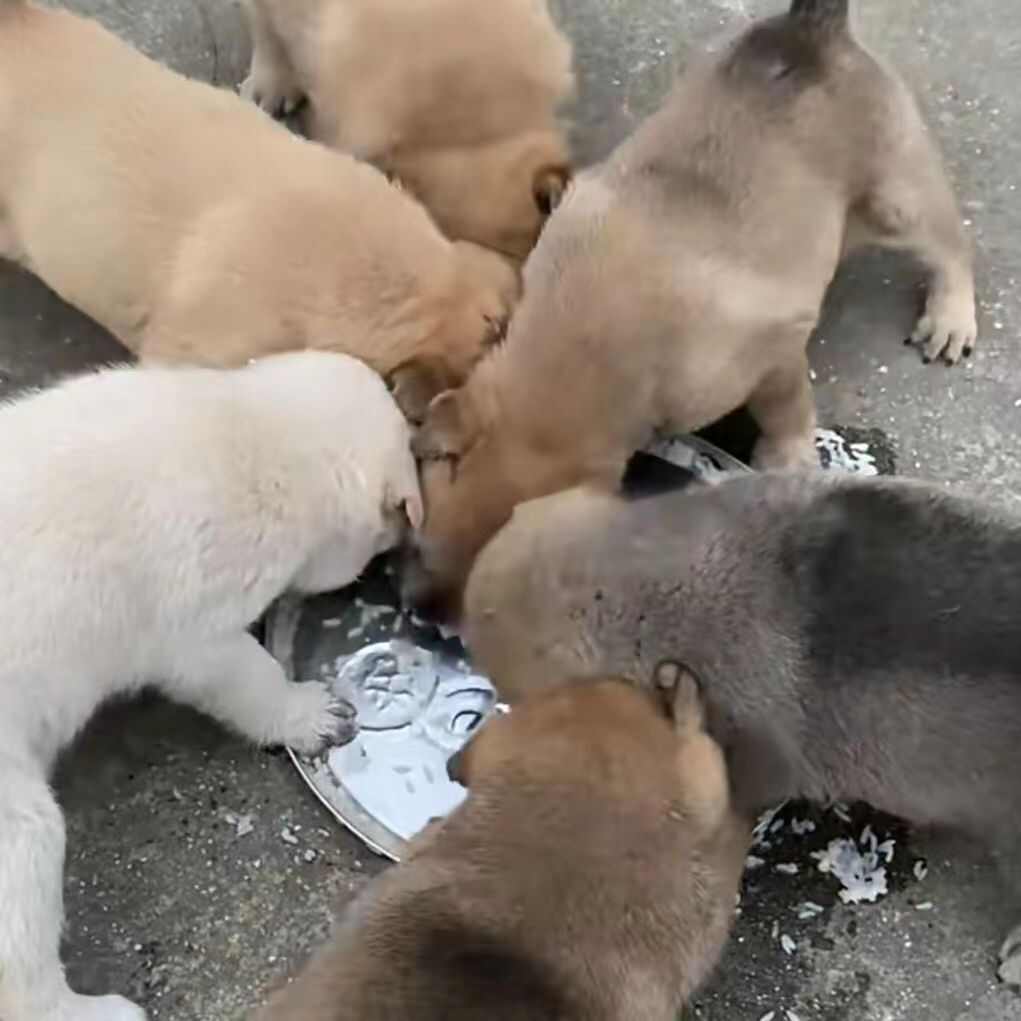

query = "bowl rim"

[{"left": 264, "top": 433, "right": 751, "bottom": 862}]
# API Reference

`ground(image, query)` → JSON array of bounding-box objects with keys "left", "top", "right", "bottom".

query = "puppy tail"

[{"left": 788, "top": 0, "right": 849, "bottom": 31}]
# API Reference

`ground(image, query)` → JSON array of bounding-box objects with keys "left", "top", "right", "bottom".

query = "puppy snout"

[{"left": 400, "top": 556, "right": 462, "bottom": 628}]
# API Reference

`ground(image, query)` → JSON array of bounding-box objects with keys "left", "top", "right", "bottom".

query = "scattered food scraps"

[
  {"left": 813, "top": 829, "right": 892, "bottom": 904},
  {"left": 796, "top": 901, "right": 825, "bottom": 920},
  {"left": 815, "top": 428, "right": 880, "bottom": 476}
]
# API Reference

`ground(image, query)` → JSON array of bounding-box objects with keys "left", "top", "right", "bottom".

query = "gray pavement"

[{"left": 2, "top": 1, "right": 1019, "bottom": 1019}]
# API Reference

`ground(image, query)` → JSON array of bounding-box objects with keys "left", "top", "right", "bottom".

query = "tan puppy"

[
  {"left": 403, "top": 0, "right": 977, "bottom": 618},
  {"left": 0, "top": 1, "right": 519, "bottom": 419},
  {"left": 240, "top": 0, "right": 574, "bottom": 260},
  {"left": 253, "top": 673, "right": 750, "bottom": 1021}
]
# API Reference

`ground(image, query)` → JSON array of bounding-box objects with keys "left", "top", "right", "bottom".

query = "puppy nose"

[{"left": 398, "top": 544, "right": 464, "bottom": 625}]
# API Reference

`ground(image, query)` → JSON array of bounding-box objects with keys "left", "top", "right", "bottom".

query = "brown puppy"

[
  {"left": 240, "top": 0, "right": 574, "bottom": 260},
  {"left": 252, "top": 674, "right": 750, "bottom": 1021},
  {"left": 461, "top": 473, "right": 1021, "bottom": 984},
  {"left": 404, "top": 0, "right": 976, "bottom": 616},
  {"left": 0, "top": 1, "right": 519, "bottom": 419}
]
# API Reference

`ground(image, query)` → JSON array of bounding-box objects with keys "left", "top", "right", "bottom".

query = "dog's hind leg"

[
  {"left": 747, "top": 347, "right": 819, "bottom": 470},
  {"left": 854, "top": 100, "right": 977, "bottom": 365},
  {"left": 162, "top": 631, "right": 357, "bottom": 755},
  {"left": 239, "top": 0, "right": 303, "bottom": 118},
  {"left": 0, "top": 755, "right": 146, "bottom": 1021}
]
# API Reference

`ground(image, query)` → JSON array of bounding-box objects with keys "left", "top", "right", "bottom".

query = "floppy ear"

[
  {"left": 411, "top": 389, "right": 477, "bottom": 461},
  {"left": 532, "top": 163, "right": 571, "bottom": 216},
  {"left": 388, "top": 359, "right": 450, "bottom": 425},
  {"left": 384, "top": 464, "right": 425, "bottom": 532},
  {"left": 654, "top": 661, "right": 706, "bottom": 736},
  {"left": 656, "top": 662, "right": 731, "bottom": 830},
  {"left": 402, "top": 492, "right": 425, "bottom": 531}
]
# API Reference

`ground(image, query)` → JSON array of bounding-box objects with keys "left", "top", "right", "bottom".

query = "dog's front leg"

[
  {"left": 0, "top": 756, "right": 147, "bottom": 1021},
  {"left": 162, "top": 632, "right": 356, "bottom": 754},
  {"left": 747, "top": 349, "right": 819, "bottom": 470},
  {"left": 858, "top": 153, "right": 977, "bottom": 366},
  {"left": 239, "top": 0, "right": 304, "bottom": 118}
]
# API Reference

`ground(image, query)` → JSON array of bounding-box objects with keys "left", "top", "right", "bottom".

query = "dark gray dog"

[{"left": 462, "top": 471, "right": 1021, "bottom": 986}]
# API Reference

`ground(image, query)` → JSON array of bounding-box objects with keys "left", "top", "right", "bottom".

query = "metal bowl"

[{"left": 264, "top": 434, "right": 750, "bottom": 862}]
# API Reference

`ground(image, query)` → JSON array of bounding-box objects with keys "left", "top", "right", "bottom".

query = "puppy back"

[
  {"left": 777, "top": 478, "right": 1021, "bottom": 684},
  {"left": 789, "top": 0, "right": 849, "bottom": 31}
]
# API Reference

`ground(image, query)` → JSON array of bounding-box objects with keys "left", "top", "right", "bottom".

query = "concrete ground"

[{"left": 1, "top": 0, "right": 1019, "bottom": 1018}]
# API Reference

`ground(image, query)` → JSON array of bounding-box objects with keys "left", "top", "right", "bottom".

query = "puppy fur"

[
  {"left": 405, "top": 0, "right": 976, "bottom": 615},
  {"left": 252, "top": 676, "right": 750, "bottom": 1021},
  {"left": 0, "top": 351, "right": 421, "bottom": 1021},
  {"left": 0, "top": 0, "right": 519, "bottom": 421},
  {"left": 240, "top": 0, "right": 574, "bottom": 260},
  {"left": 463, "top": 472, "right": 1021, "bottom": 985}
]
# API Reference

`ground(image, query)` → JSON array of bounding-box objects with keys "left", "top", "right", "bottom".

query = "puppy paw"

[
  {"left": 909, "top": 291, "right": 977, "bottom": 365},
  {"left": 281, "top": 681, "right": 357, "bottom": 755},
  {"left": 239, "top": 67, "right": 303, "bottom": 119},
  {"left": 751, "top": 433, "right": 820, "bottom": 471},
  {"left": 999, "top": 923, "right": 1021, "bottom": 987}
]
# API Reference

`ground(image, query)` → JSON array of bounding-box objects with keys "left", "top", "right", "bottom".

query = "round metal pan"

[{"left": 265, "top": 434, "right": 751, "bottom": 862}]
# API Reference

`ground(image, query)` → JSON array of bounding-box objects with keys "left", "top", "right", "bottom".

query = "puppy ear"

[
  {"left": 657, "top": 663, "right": 731, "bottom": 831},
  {"left": 402, "top": 492, "right": 425, "bottom": 532},
  {"left": 388, "top": 359, "right": 450, "bottom": 425},
  {"left": 384, "top": 464, "right": 425, "bottom": 532},
  {"left": 411, "top": 389, "right": 477, "bottom": 461},
  {"left": 654, "top": 661, "right": 705, "bottom": 737},
  {"left": 532, "top": 163, "right": 571, "bottom": 216}
]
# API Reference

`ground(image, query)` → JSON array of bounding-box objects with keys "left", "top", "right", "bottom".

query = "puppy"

[
  {"left": 0, "top": 351, "right": 422, "bottom": 1021},
  {"left": 0, "top": 0, "right": 519, "bottom": 421},
  {"left": 240, "top": 0, "right": 574, "bottom": 260},
  {"left": 404, "top": 0, "right": 977, "bottom": 615},
  {"left": 462, "top": 472, "right": 1021, "bottom": 985},
  {"left": 253, "top": 674, "right": 750, "bottom": 1021}
]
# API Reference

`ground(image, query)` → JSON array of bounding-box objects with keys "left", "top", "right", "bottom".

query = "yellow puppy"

[
  {"left": 241, "top": 0, "right": 574, "bottom": 260},
  {"left": 0, "top": 0, "right": 519, "bottom": 419}
]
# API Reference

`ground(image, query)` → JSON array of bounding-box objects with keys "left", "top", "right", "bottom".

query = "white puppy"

[{"left": 0, "top": 351, "right": 422, "bottom": 1021}]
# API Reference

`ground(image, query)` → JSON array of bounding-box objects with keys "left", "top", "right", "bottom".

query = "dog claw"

[
  {"left": 283, "top": 682, "right": 358, "bottom": 754},
  {"left": 910, "top": 299, "right": 977, "bottom": 367}
]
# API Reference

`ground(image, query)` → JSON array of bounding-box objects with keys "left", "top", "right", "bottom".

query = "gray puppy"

[{"left": 462, "top": 471, "right": 1021, "bottom": 986}]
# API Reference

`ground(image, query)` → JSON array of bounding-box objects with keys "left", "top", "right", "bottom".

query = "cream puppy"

[
  {"left": 0, "top": 1, "right": 518, "bottom": 420},
  {"left": 240, "top": 0, "right": 574, "bottom": 260},
  {"left": 0, "top": 351, "right": 422, "bottom": 1021}
]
